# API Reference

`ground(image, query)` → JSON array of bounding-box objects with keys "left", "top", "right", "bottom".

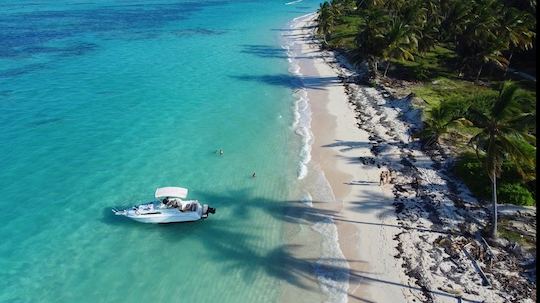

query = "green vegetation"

[
  {"left": 318, "top": 0, "right": 536, "bottom": 80},
  {"left": 498, "top": 218, "right": 536, "bottom": 249},
  {"left": 410, "top": 78, "right": 495, "bottom": 107},
  {"left": 465, "top": 82, "right": 536, "bottom": 237},
  {"left": 454, "top": 153, "right": 535, "bottom": 206},
  {"left": 316, "top": 0, "right": 537, "bottom": 238}
]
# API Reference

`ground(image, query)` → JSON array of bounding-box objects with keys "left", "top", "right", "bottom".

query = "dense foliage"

[
  {"left": 424, "top": 81, "right": 536, "bottom": 237},
  {"left": 454, "top": 153, "right": 535, "bottom": 206},
  {"left": 316, "top": 0, "right": 537, "bottom": 237},
  {"left": 317, "top": 0, "right": 536, "bottom": 80}
]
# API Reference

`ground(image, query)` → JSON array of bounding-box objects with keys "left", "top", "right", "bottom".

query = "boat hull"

[
  {"left": 113, "top": 201, "right": 214, "bottom": 224},
  {"left": 127, "top": 212, "right": 202, "bottom": 223}
]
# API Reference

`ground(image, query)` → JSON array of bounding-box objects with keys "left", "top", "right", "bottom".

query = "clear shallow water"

[{"left": 0, "top": 1, "right": 321, "bottom": 302}]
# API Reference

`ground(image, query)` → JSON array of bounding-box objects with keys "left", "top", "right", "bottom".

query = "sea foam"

[
  {"left": 292, "top": 88, "right": 312, "bottom": 180},
  {"left": 285, "top": 0, "right": 304, "bottom": 5},
  {"left": 283, "top": 21, "right": 313, "bottom": 180},
  {"left": 312, "top": 217, "right": 350, "bottom": 303},
  {"left": 286, "top": 14, "right": 350, "bottom": 303}
]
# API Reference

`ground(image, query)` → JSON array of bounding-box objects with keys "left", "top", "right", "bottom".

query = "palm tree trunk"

[
  {"left": 491, "top": 171, "right": 498, "bottom": 238},
  {"left": 503, "top": 52, "right": 513, "bottom": 78},
  {"left": 367, "top": 57, "right": 378, "bottom": 80},
  {"left": 476, "top": 64, "right": 484, "bottom": 82},
  {"left": 373, "top": 59, "right": 379, "bottom": 80},
  {"left": 384, "top": 61, "right": 390, "bottom": 77}
]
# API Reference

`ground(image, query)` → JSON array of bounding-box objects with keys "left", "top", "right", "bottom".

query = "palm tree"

[
  {"left": 498, "top": 7, "right": 536, "bottom": 77},
  {"left": 415, "top": 0, "right": 443, "bottom": 52},
  {"left": 417, "top": 101, "right": 465, "bottom": 147},
  {"left": 451, "top": 0, "right": 503, "bottom": 79},
  {"left": 472, "top": 46, "right": 509, "bottom": 82},
  {"left": 444, "top": 0, "right": 535, "bottom": 80},
  {"left": 353, "top": 7, "right": 390, "bottom": 79},
  {"left": 499, "top": 7, "right": 536, "bottom": 51},
  {"left": 439, "top": 0, "right": 472, "bottom": 43},
  {"left": 355, "top": 0, "right": 385, "bottom": 10},
  {"left": 317, "top": 2, "right": 335, "bottom": 45},
  {"left": 382, "top": 18, "right": 418, "bottom": 77},
  {"left": 466, "top": 82, "right": 536, "bottom": 238}
]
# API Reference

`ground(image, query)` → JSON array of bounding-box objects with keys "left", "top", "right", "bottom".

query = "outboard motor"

[{"left": 202, "top": 205, "right": 216, "bottom": 218}]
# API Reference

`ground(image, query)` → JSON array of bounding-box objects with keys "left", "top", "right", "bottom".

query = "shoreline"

[
  {"left": 287, "top": 13, "right": 406, "bottom": 302},
  {"left": 301, "top": 15, "right": 406, "bottom": 302},
  {"left": 285, "top": 12, "right": 536, "bottom": 303}
]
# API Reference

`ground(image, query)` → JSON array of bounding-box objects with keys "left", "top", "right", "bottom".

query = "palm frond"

[
  {"left": 465, "top": 108, "right": 490, "bottom": 128},
  {"left": 492, "top": 81, "right": 519, "bottom": 119}
]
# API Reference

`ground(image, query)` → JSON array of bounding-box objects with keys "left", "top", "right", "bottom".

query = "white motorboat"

[{"left": 112, "top": 187, "right": 216, "bottom": 223}]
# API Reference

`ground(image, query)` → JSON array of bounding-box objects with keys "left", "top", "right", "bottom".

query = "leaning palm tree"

[{"left": 466, "top": 82, "right": 536, "bottom": 238}]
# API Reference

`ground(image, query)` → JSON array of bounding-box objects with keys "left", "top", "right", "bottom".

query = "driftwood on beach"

[{"left": 462, "top": 243, "right": 491, "bottom": 287}]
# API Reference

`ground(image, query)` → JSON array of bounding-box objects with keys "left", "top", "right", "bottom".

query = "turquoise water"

[{"left": 0, "top": 1, "right": 321, "bottom": 302}]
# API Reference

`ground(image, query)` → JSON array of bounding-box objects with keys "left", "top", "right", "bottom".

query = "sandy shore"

[
  {"left": 290, "top": 14, "right": 407, "bottom": 302},
  {"left": 285, "top": 13, "right": 536, "bottom": 303}
]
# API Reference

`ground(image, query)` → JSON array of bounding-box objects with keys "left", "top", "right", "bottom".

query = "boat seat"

[
  {"left": 182, "top": 203, "right": 191, "bottom": 211},
  {"left": 190, "top": 203, "right": 197, "bottom": 211}
]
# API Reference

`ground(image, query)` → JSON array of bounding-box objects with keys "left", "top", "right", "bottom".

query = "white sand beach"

[
  {"left": 285, "top": 13, "right": 536, "bottom": 303},
  {"left": 287, "top": 13, "right": 408, "bottom": 302}
]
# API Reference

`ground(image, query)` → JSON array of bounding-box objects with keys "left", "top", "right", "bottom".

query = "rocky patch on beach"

[{"left": 319, "top": 48, "right": 536, "bottom": 303}]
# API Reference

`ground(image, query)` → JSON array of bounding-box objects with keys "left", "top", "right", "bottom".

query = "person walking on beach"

[
  {"left": 387, "top": 169, "right": 394, "bottom": 184},
  {"left": 412, "top": 175, "right": 420, "bottom": 196}
]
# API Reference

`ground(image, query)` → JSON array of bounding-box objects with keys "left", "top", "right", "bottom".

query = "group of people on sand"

[
  {"left": 378, "top": 168, "right": 423, "bottom": 196},
  {"left": 216, "top": 148, "right": 256, "bottom": 178},
  {"left": 379, "top": 169, "right": 395, "bottom": 186}
]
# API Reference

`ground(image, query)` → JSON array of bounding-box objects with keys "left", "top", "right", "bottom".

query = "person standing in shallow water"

[{"left": 252, "top": 172, "right": 256, "bottom": 178}]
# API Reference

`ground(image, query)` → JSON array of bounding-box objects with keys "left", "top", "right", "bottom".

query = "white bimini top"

[{"left": 155, "top": 187, "right": 188, "bottom": 200}]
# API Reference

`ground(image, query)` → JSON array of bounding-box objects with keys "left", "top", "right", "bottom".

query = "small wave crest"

[
  {"left": 282, "top": 26, "right": 313, "bottom": 180},
  {"left": 291, "top": 12, "right": 315, "bottom": 24},
  {"left": 312, "top": 217, "right": 350, "bottom": 303},
  {"left": 292, "top": 88, "right": 312, "bottom": 179},
  {"left": 285, "top": 0, "right": 303, "bottom": 5}
]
